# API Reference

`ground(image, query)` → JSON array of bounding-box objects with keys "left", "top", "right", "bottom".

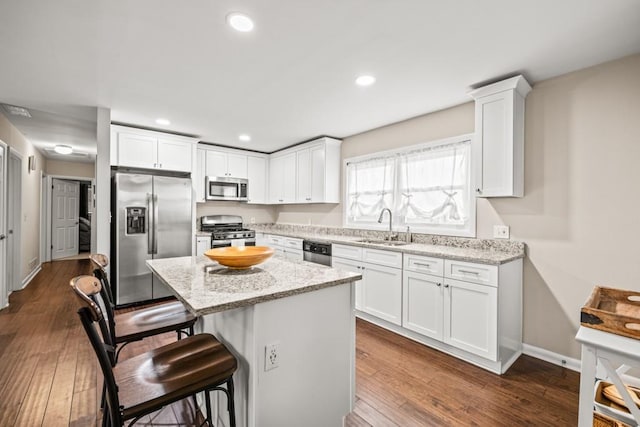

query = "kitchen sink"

[{"left": 355, "top": 239, "right": 409, "bottom": 246}]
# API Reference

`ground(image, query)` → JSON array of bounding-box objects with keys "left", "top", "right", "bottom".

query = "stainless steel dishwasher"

[{"left": 302, "top": 240, "right": 332, "bottom": 266}]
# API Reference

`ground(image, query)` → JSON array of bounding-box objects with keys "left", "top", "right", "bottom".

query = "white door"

[
  {"left": 51, "top": 179, "right": 80, "bottom": 259},
  {"left": 402, "top": 271, "right": 444, "bottom": 340},
  {"left": 7, "top": 152, "right": 22, "bottom": 292},
  {"left": 443, "top": 278, "right": 498, "bottom": 360},
  {"left": 205, "top": 151, "right": 228, "bottom": 177},
  {"left": 0, "top": 141, "right": 7, "bottom": 308},
  {"left": 332, "top": 257, "right": 363, "bottom": 311},
  {"left": 226, "top": 153, "right": 247, "bottom": 178},
  {"left": 361, "top": 262, "right": 402, "bottom": 325},
  {"left": 296, "top": 148, "right": 311, "bottom": 202},
  {"left": 247, "top": 156, "right": 266, "bottom": 204}
]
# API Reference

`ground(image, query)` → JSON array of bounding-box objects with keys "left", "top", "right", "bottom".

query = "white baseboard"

[
  {"left": 21, "top": 264, "right": 42, "bottom": 289},
  {"left": 522, "top": 343, "right": 581, "bottom": 372}
]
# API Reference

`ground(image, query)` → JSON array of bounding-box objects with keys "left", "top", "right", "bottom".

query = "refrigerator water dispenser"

[{"left": 126, "top": 207, "right": 146, "bottom": 234}]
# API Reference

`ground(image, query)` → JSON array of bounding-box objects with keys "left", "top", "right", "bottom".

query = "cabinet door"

[
  {"left": 362, "top": 263, "right": 402, "bottom": 325},
  {"left": 443, "top": 278, "right": 497, "bottom": 360},
  {"left": 247, "top": 156, "right": 267, "bottom": 204},
  {"left": 296, "top": 148, "right": 311, "bottom": 203},
  {"left": 269, "top": 156, "right": 284, "bottom": 203},
  {"left": 195, "top": 236, "right": 210, "bottom": 256},
  {"left": 227, "top": 153, "right": 248, "bottom": 178},
  {"left": 205, "top": 151, "right": 228, "bottom": 177},
  {"left": 157, "top": 139, "right": 192, "bottom": 172},
  {"left": 332, "top": 258, "right": 363, "bottom": 311},
  {"left": 402, "top": 271, "right": 444, "bottom": 340},
  {"left": 281, "top": 152, "right": 297, "bottom": 203},
  {"left": 117, "top": 133, "right": 157, "bottom": 169},
  {"left": 310, "top": 144, "right": 326, "bottom": 202},
  {"left": 283, "top": 248, "right": 303, "bottom": 261},
  {"left": 195, "top": 149, "right": 206, "bottom": 202}
]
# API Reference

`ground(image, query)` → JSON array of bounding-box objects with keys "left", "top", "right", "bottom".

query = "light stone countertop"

[
  {"left": 253, "top": 229, "right": 524, "bottom": 265},
  {"left": 147, "top": 255, "right": 362, "bottom": 316}
]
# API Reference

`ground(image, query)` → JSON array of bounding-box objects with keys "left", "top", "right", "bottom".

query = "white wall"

[
  {"left": 0, "top": 112, "right": 46, "bottom": 281},
  {"left": 274, "top": 53, "right": 640, "bottom": 359}
]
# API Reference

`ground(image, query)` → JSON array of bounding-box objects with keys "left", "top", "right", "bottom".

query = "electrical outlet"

[
  {"left": 265, "top": 342, "right": 280, "bottom": 371},
  {"left": 250, "top": 217, "right": 256, "bottom": 224},
  {"left": 493, "top": 225, "right": 510, "bottom": 239}
]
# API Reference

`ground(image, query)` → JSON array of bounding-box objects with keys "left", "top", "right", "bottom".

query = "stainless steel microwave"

[{"left": 205, "top": 176, "right": 248, "bottom": 201}]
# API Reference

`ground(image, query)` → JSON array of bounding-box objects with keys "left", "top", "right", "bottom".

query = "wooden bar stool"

[
  {"left": 71, "top": 275, "right": 237, "bottom": 427},
  {"left": 89, "top": 254, "right": 197, "bottom": 362}
]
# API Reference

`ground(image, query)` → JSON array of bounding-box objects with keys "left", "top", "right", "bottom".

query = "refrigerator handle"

[
  {"left": 147, "top": 193, "right": 154, "bottom": 255},
  {"left": 152, "top": 194, "right": 159, "bottom": 254}
]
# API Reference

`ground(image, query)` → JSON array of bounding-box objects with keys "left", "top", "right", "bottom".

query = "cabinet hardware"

[
  {"left": 444, "top": 284, "right": 450, "bottom": 288},
  {"left": 154, "top": 163, "right": 157, "bottom": 168},
  {"left": 159, "top": 163, "right": 162, "bottom": 168},
  {"left": 414, "top": 262, "right": 431, "bottom": 267},
  {"left": 436, "top": 282, "right": 442, "bottom": 287},
  {"left": 476, "top": 188, "right": 482, "bottom": 193},
  {"left": 0, "top": 234, "right": 5, "bottom": 241},
  {"left": 459, "top": 269, "right": 480, "bottom": 275}
]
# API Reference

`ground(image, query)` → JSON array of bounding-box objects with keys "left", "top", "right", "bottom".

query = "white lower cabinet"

[
  {"left": 443, "top": 278, "right": 497, "bottom": 360},
  {"left": 265, "top": 234, "right": 303, "bottom": 261},
  {"left": 333, "top": 244, "right": 403, "bottom": 326},
  {"left": 195, "top": 236, "right": 210, "bottom": 256},
  {"left": 402, "top": 270, "right": 444, "bottom": 340}
]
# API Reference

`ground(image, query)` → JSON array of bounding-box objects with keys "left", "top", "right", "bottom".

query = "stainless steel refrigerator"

[{"left": 112, "top": 172, "right": 192, "bottom": 305}]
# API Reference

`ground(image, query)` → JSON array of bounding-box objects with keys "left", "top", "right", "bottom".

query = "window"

[{"left": 344, "top": 135, "right": 475, "bottom": 237}]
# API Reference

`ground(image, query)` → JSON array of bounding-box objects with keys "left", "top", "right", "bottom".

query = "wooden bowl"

[{"left": 204, "top": 246, "right": 274, "bottom": 269}]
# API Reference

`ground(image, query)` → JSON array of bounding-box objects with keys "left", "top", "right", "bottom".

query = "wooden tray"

[{"left": 581, "top": 286, "right": 640, "bottom": 340}]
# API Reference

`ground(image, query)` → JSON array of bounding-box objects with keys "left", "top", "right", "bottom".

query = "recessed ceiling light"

[
  {"left": 4, "top": 104, "right": 32, "bottom": 118},
  {"left": 355, "top": 75, "right": 376, "bottom": 86},
  {"left": 54, "top": 145, "right": 73, "bottom": 155},
  {"left": 227, "top": 12, "right": 254, "bottom": 32},
  {"left": 238, "top": 134, "right": 251, "bottom": 142},
  {"left": 155, "top": 118, "right": 170, "bottom": 126}
]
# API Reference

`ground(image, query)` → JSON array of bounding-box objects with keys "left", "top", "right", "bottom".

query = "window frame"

[{"left": 343, "top": 134, "right": 476, "bottom": 237}]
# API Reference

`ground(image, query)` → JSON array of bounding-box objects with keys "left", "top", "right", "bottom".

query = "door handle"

[
  {"left": 8, "top": 230, "right": 13, "bottom": 234},
  {"left": 147, "top": 193, "right": 154, "bottom": 255},
  {"left": 152, "top": 194, "right": 159, "bottom": 254}
]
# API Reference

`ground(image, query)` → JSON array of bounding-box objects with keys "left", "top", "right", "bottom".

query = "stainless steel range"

[{"left": 200, "top": 215, "right": 256, "bottom": 248}]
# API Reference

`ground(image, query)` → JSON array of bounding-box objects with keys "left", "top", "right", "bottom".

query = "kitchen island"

[{"left": 147, "top": 255, "right": 362, "bottom": 427}]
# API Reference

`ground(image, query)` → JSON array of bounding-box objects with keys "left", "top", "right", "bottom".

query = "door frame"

[
  {"left": 42, "top": 174, "right": 96, "bottom": 262},
  {"left": 7, "top": 149, "right": 22, "bottom": 292},
  {"left": 0, "top": 140, "right": 7, "bottom": 309}
]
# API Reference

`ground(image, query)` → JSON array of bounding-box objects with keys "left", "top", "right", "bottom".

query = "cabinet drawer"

[
  {"left": 267, "top": 235, "right": 284, "bottom": 246},
  {"left": 333, "top": 244, "right": 362, "bottom": 261},
  {"left": 282, "top": 237, "right": 302, "bottom": 250},
  {"left": 362, "top": 248, "right": 402, "bottom": 269},
  {"left": 444, "top": 260, "right": 497, "bottom": 287},
  {"left": 404, "top": 254, "right": 444, "bottom": 276}
]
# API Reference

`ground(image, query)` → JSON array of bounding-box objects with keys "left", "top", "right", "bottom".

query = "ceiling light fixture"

[
  {"left": 238, "top": 134, "right": 251, "bottom": 142},
  {"left": 4, "top": 104, "right": 32, "bottom": 118},
  {"left": 155, "top": 118, "right": 171, "bottom": 126},
  {"left": 54, "top": 145, "right": 73, "bottom": 155},
  {"left": 355, "top": 75, "right": 376, "bottom": 86},
  {"left": 227, "top": 12, "right": 254, "bottom": 32}
]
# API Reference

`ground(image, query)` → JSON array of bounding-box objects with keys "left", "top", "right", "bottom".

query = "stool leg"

[
  {"left": 227, "top": 378, "right": 236, "bottom": 427},
  {"left": 205, "top": 390, "right": 213, "bottom": 425}
]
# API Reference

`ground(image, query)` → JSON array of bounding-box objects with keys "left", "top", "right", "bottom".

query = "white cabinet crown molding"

[{"left": 468, "top": 75, "right": 531, "bottom": 99}]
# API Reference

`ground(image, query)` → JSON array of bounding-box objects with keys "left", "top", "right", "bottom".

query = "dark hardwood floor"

[{"left": 0, "top": 259, "right": 580, "bottom": 426}]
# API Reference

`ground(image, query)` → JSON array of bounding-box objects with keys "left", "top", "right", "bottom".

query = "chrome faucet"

[{"left": 377, "top": 208, "right": 396, "bottom": 240}]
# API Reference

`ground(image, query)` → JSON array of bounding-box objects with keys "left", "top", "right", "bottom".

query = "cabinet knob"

[
  {"left": 436, "top": 282, "right": 442, "bottom": 287},
  {"left": 159, "top": 163, "right": 162, "bottom": 168},
  {"left": 154, "top": 163, "right": 157, "bottom": 168},
  {"left": 475, "top": 188, "right": 482, "bottom": 194},
  {"left": 444, "top": 284, "right": 450, "bottom": 288}
]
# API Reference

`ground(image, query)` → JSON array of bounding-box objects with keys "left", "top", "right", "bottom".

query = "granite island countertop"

[
  {"left": 251, "top": 226, "right": 525, "bottom": 265},
  {"left": 147, "top": 255, "right": 362, "bottom": 316}
]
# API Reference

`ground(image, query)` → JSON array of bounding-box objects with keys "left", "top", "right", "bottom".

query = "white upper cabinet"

[
  {"left": 205, "top": 150, "right": 247, "bottom": 178},
  {"left": 469, "top": 75, "right": 531, "bottom": 198},
  {"left": 195, "top": 145, "right": 267, "bottom": 203},
  {"left": 269, "top": 152, "right": 296, "bottom": 204},
  {"left": 247, "top": 155, "right": 268, "bottom": 204},
  {"left": 271, "top": 137, "right": 341, "bottom": 205},
  {"left": 111, "top": 125, "right": 195, "bottom": 172}
]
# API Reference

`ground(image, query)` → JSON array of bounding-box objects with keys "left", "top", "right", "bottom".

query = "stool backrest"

[
  {"left": 71, "top": 275, "right": 123, "bottom": 425},
  {"left": 89, "top": 254, "right": 115, "bottom": 304}
]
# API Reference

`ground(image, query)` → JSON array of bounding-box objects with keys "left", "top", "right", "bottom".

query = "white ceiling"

[{"left": 1, "top": 0, "right": 639, "bottom": 156}]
